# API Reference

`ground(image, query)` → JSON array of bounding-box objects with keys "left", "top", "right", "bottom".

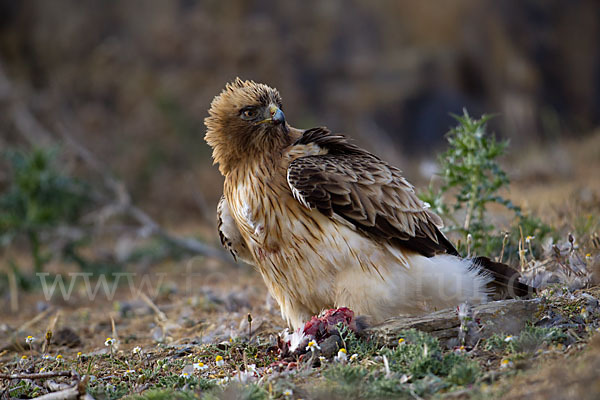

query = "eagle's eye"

[{"left": 240, "top": 107, "right": 258, "bottom": 120}]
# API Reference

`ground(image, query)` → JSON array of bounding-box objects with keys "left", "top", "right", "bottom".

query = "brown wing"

[{"left": 287, "top": 128, "right": 458, "bottom": 257}]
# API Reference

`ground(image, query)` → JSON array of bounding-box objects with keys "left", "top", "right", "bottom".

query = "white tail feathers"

[{"left": 401, "top": 253, "right": 493, "bottom": 310}]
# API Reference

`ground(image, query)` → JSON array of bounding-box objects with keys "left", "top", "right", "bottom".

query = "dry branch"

[
  {"left": 367, "top": 299, "right": 541, "bottom": 348},
  {"left": 0, "top": 371, "right": 73, "bottom": 380},
  {"left": 31, "top": 385, "right": 94, "bottom": 400}
]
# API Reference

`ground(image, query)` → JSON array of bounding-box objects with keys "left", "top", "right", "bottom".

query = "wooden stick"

[
  {"left": 139, "top": 292, "right": 168, "bottom": 323},
  {"left": 0, "top": 371, "right": 73, "bottom": 380}
]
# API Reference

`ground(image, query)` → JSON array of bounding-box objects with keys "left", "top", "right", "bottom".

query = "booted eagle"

[{"left": 205, "top": 78, "right": 529, "bottom": 330}]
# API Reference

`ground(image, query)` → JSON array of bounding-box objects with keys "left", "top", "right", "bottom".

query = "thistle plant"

[{"left": 420, "top": 110, "right": 551, "bottom": 257}]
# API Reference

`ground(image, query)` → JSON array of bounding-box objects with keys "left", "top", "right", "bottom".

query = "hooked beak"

[{"left": 257, "top": 104, "right": 285, "bottom": 125}]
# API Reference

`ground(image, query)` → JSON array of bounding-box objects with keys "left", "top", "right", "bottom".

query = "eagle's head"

[{"left": 205, "top": 78, "right": 288, "bottom": 175}]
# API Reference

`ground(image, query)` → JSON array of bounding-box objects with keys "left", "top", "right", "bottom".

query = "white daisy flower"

[
  {"left": 306, "top": 340, "right": 321, "bottom": 352},
  {"left": 215, "top": 355, "right": 225, "bottom": 367},
  {"left": 193, "top": 362, "right": 208, "bottom": 371},
  {"left": 334, "top": 348, "right": 347, "bottom": 363}
]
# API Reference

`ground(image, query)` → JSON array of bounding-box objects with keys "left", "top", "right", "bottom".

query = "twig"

[
  {"left": 139, "top": 292, "right": 168, "bottom": 323},
  {"left": 0, "top": 371, "right": 73, "bottom": 380},
  {"left": 498, "top": 232, "right": 509, "bottom": 263},
  {"left": 109, "top": 315, "right": 120, "bottom": 352},
  {"left": 8, "top": 268, "right": 18, "bottom": 313}
]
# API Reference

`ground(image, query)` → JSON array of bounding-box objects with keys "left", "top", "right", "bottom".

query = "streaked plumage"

[{"left": 206, "top": 79, "right": 529, "bottom": 330}]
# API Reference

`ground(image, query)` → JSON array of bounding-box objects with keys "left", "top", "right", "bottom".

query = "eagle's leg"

[{"left": 278, "top": 300, "right": 316, "bottom": 331}]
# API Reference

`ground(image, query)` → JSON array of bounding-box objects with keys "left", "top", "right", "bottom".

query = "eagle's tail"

[{"left": 472, "top": 256, "right": 535, "bottom": 299}]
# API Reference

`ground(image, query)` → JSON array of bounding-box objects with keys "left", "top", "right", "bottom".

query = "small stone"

[{"left": 319, "top": 335, "right": 343, "bottom": 358}]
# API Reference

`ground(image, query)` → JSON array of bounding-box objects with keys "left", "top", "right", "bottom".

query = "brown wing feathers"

[
  {"left": 289, "top": 127, "right": 533, "bottom": 298},
  {"left": 288, "top": 128, "right": 459, "bottom": 257}
]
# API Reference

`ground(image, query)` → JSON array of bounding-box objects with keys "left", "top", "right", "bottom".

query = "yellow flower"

[
  {"left": 455, "top": 345, "right": 466, "bottom": 353},
  {"left": 398, "top": 338, "right": 405, "bottom": 345},
  {"left": 77, "top": 352, "right": 82, "bottom": 358},
  {"left": 105, "top": 337, "right": 115, "bottom": 346},
  {"left": 305, "top": 340, "right": 321, "bottom": 352},
  {"left": 500, "top": 359, "right": 513, "bottom": 368},
  {"left": 215, "top": 355, "right": 225, "bottom": 367},
  {"left": 56, "top": 354, "right": 63, "bottom": 361},
  {"left": 21, "top": 355, "right": 27, "bottom": 360},
  {"left": 26, "top": 335, "right": 36, "bottom": 344},
  {"left": 581, "top": 307, "right": 589, "bottom": 318}
]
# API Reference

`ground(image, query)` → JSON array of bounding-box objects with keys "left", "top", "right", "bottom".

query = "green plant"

[
  {"left": 419, "top": 110, "right": 552, "bottom": 257},
  {"left": 483, "top": 326, "right": 566, "bottom": 355},
  {"left": 0, "top": 147, "right": 90, "bottom": 273},
  {"left": 447, "top": 361, "right": 480, "bottom": 386}
]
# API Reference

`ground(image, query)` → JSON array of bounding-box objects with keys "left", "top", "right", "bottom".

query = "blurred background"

[
  {"left": 0, "top": 0, "right": 599, "bottom": 223},
  {"left": 0, "top": 1, "right": 599, "bottom": 375}
]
